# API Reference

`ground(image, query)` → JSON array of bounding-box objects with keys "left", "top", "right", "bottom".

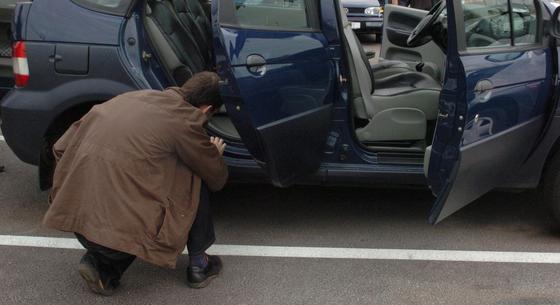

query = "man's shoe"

[
  {"left": 187, "top": 255, "right": 222, "bottom": 289},
  {"left": 78, "top": 253, "right": 117, "bottom": 296}
]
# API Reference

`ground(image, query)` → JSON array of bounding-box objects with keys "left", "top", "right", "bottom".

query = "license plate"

[
  {"left": 351, "top": 22, "right": 361, "bottom": 29},
  {"left": 366, "top": 22, "right": 382, "bottom": 28}
]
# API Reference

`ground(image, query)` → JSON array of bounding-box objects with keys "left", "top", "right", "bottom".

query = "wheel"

[
  {"left": 39, "top": 131, "right": 64, "bottom": 190},
  {"left": 543, "top": 150, "right": 560, "bottom": 225}
]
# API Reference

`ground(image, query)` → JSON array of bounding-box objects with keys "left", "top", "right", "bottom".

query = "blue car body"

[{"left": 2, "top": 0, "right": 560, "bottom": 223}]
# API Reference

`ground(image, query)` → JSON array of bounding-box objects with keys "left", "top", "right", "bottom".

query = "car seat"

[{"left": 340, "top": 2, "right": 441, "bottom": 142}]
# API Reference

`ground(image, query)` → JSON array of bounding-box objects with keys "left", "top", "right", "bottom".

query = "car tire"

[{"left": 543, "top": 150, "right": 560, "bottom": 226}]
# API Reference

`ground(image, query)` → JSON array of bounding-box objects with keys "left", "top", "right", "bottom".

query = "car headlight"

[{"left": 364, "top": 7, "right": 382, "bottom": 16}]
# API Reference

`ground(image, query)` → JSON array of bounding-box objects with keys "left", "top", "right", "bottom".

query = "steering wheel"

[{"left": 407, "top": 0, "right": 446, "bottom": 47}]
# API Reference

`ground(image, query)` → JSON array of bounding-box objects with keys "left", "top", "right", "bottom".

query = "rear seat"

[
  {"left": 145, "top": 0, "right": 211, "bottom": 85},
  {"left": 170, "top": 0, "right": 213, "bottom": 65}
]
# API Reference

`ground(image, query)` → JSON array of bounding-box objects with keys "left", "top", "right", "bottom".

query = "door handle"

[
  {"left": 474, "top": 79, "right": 493, "bottom": 94},
  {"left": 246, "top": 54, "right": 266, "bottom": 75},
  {"left": 48, "top": 54, "right": 62, "bottom": 63}
]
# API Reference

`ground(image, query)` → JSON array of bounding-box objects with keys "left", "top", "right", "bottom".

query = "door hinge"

[
  {"left": 339, "top": 144, "right": 350, "bottom": 161},
  {"left": 326, "top": 46, "right": 340, "bottom": 58}
]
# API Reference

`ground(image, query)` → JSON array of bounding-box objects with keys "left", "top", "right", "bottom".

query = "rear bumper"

[{"left": 1, "top": 89, "right": 50, "bottom": 165}]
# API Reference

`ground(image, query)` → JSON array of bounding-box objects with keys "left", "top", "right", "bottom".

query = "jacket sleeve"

[
  {"left": 175, "top": 120, "right": 229, "bottom": 192},
  {"left": 52, "top": 119, "right": 81, "bottom": 163}
]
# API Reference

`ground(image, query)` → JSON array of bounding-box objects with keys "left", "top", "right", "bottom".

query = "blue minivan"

[{"left": 3, "top": 0, "right": 560, "bottom": 224}]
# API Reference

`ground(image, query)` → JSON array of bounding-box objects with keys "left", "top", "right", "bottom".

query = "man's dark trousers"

[{"left": 76, "top": 184, "right": 215, "bottom": 281}]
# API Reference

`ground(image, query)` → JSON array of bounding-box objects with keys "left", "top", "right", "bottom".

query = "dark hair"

[{"left": 179, "top": 71, "right": 223, "bottom": 109}]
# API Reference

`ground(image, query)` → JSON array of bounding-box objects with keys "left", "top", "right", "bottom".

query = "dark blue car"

[{"left": 3, "top": 0, "right": 560, "bottom": 224}]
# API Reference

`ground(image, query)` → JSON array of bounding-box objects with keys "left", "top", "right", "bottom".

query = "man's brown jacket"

[{"left": 43, "top": 88, "right": 228, "bottom": 268}]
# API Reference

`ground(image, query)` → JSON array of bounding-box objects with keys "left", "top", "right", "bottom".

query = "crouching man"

[{"left": 43, "top": 72, "right": 228, "bottom": 295}]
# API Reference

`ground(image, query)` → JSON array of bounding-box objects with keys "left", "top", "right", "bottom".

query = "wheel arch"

[{"left": 39, "top": 99, "right": 106, "bottom": 191}]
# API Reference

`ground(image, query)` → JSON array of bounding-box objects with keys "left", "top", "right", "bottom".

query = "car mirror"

[{"left": 550, "top": 6, "right": 560, "bottom": 39}]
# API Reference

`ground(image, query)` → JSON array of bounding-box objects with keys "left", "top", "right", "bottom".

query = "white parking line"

[{"left": 1, "top": 235, "right": 560, "bottom": 264}]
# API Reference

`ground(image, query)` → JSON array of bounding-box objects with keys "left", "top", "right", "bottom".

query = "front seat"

[
  {"left": 372, "top": 60, "right": 417, "bottom": 79},
  {"left": 372, "top": 59, "right": 440, "bottom": 81},
  {"left": 340, "top": 6, "right": 441, "bottom": 142}
]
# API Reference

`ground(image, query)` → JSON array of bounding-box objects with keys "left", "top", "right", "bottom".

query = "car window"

[
  {"left": 71, "top": 0, "right": 132, "bottom": 15},
  {"left": 226, "top": 0, "right": 319, "bottom": 30},
  {"left": 463, "top": 0, "right": 512, "bottom": 48},
  {"left": 462, "top": 0, "right": 539, "bottom": 49},
  {"left": 511, "top": 0, "right": 538, "bottom": 45}
]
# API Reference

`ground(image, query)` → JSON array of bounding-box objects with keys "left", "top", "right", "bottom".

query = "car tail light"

[{"left": 12, "top": 41, "right": 29, "bottom": 87}]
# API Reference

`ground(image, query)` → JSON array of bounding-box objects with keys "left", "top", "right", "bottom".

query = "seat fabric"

[
  {"left": 372, "top": 60, "right": 415, "bottom": 79},
  {"left": 185, "top": 0, "right": 213, "bottom": 46},
  {"left": 146, "top": 0, "right": 206, "bottom": 84},
  {"left": 170, "top": 0, "right": 213, "bottom": 66},
  {"left": 373, "top": 60, "right": 441, "bottom": 82}
]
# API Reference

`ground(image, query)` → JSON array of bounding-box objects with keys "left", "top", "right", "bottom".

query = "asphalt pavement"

[{"left": 2, "top": 39, "right": 560, "bottom": 305}]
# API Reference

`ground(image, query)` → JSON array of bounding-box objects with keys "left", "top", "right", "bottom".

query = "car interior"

[
  {"left": 340, "top": 0, "right": 448, "bottom": 167},
  {"left": 143, "top": 0, "right": 325, "bottom": 142},
  {"left": 144, "top": 0, "right": 242, "bottom": 140},
  {"left": 142, "top": 0, "right": 446, "bottom": 151},
  {"left": 141, "top": 0, "right": 536, "bottom": 166}
]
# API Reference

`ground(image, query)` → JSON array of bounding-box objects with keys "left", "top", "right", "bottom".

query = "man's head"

[{"left": 179, "top": 71, "right": 223, "bottom": 117}]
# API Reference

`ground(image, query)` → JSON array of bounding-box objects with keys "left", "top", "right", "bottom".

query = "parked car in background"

[
  {"left": 4, "top": 0, "right": 560, "bottom": 226},
  {"left": 0, "top": 0, "right": 15, "bottom": 98},
  {"left": 342, "top": 0, "right": 384, "bottom": 40}
]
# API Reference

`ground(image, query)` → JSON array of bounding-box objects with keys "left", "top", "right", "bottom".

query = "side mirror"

[{"left": 551, "top": 6, "right": 560, "bottom": 39}]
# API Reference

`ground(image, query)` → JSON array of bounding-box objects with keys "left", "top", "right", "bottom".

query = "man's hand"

[{"left": 210, "top": 136, "right": 226, "bottom": 155}]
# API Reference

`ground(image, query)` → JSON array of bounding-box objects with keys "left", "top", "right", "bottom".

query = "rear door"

[
  {"left": 213, "top": 0, "right": 339, "bottom": 186},
  {"left": 427, "top": 0, "right": 553, "bottom": 223}
]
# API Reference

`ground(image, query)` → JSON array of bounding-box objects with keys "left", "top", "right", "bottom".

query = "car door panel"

[
  {"left": 213, "top": 0, "right": 338, "bottom": 187},
  {"left": 381, "top": 4, "right": 446, "bottom": 69},
  {"left": 429, "top": 115, "right": 544, "bottom": 223},
  {"left": 461, "top": 50, "right": 550, "bottom": 145},
  {"left": 385, "top": 10, "right": 424, "bottom": 46},
  {"left": 426, "top": 0, "right": 552, "bottom": 223}
]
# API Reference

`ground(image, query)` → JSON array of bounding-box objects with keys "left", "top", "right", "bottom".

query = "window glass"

[
  {"left": 463, "top": 0, "right": 512, "bottom": 48},
  {"left": 231, "top": 0, "right": 317, "bottom": 30},
  {"left": 511, "top": 0, "right": 538, "bottom": 45},
  {"left": 72, "top": 0, "right": 131, "bottom": 15}
]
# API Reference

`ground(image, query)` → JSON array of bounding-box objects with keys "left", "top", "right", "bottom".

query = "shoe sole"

[
  {"left": 78, "top": 263, "right": 114, "bottom": 296},
  {"left": 187, "top": 273, "right": 219, "bottom": 289}
]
